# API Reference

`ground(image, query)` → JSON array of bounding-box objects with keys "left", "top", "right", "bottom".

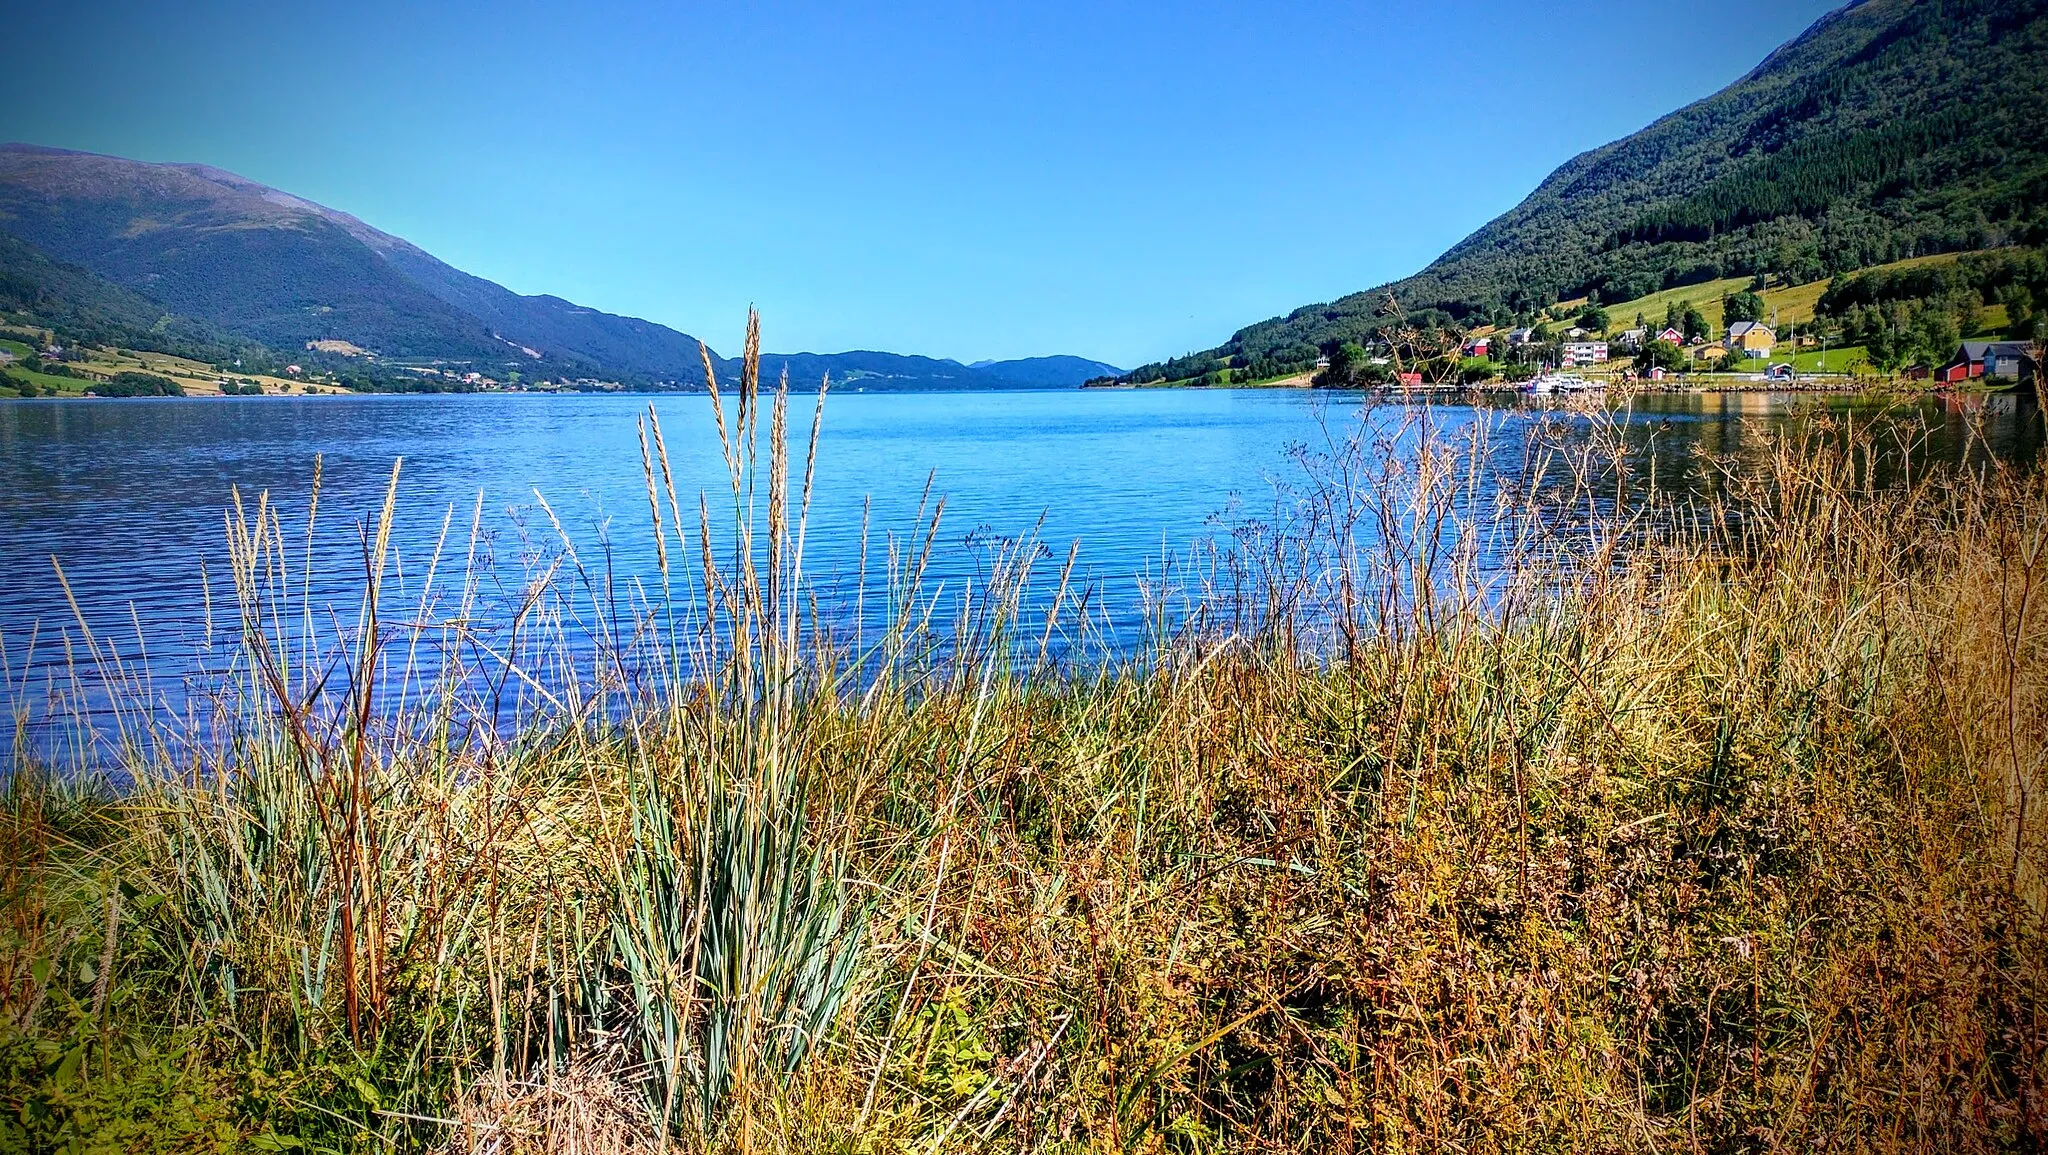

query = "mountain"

[
  {"left": 1124, "top": 0, "right": 2048, "bottom": 384},
  {"left": 0, "top": 145, "right": 1120, "bottom": 389},
  {"left": 166, "top": 162, "right": 734, "bottom": 380},
  {"left": 743, "top": 352, "right": 1122, "bottom": 391},
  {"left": 969, "top": 355, "right": 1123, "bottom": 387},
  {"left": 0, "top": 144, "right": 700, "bottom": 376}
]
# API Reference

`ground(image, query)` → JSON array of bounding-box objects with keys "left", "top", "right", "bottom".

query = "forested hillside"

[
  {"left": 0, "top": 233, "right": 264, "bottom": 364},
  {"left": 970, "top": 355, "right": 1125, "bottom": 387},
  {"left": 1122, "top": 0, "right": 2048, "bottom": 384}
]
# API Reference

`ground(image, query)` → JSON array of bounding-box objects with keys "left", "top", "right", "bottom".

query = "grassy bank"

[{"left": 4, "top": 325, "right": 2045, "bottom": 1152}]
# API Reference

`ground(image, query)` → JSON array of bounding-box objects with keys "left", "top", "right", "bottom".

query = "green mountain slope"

[
  {"left": 1126, "top": 0, "right": 2048, "bottom": 384},
  {"left": 0, "top": 231, "right": 264, "bottom": 363}
]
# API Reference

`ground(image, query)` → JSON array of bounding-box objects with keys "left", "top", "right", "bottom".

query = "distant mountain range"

[
  {"left": 0, "top": 144, "right": 1120, "bottom": 389},
  {"left": 1124, "top": 0, "right": 2048, "bottom": 384}
]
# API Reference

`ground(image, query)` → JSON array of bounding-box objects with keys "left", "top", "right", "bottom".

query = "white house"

[{"left": 1562, "top": 341, "right": 1610, "bottom": 364}]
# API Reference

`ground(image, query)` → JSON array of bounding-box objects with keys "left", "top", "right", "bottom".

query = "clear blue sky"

[{"left": 6, "top": 0, "right": 1839, "bottom": 366}]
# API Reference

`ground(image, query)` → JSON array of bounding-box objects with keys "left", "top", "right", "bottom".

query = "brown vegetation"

[{"left": 3, "top": 316, "right": 2044, "bottom": 1152}]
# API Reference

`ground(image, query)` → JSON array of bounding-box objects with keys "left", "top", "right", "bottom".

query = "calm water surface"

[{"left": 0, "top": 388, "right": 2040, "bottom": 737}]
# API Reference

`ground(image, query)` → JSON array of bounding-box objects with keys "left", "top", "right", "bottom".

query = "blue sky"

[{"left": 7, "top": 0, "right": 1838, "bottom": 366}]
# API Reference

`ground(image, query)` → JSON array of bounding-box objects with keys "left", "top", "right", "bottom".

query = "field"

[
  {"left": 1783, "top": 343, "right": 1874, "bottom": 375},
  {"left": 1582, "top": 275, "right": 1754, "bottom": 333},
  {"left": 1, "top": 329, "right": 337, "bottom": 396},
  {"left": 1593, "top": 249, "right": 2011, "bottom": 338},
  {"left": 4, "top": 334, "right": 2044, "bottom": 1154}
]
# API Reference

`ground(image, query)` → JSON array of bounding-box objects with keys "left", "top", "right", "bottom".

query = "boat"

[{"left": 1527, "top": 373, "right": 1600, "bottom": 395}]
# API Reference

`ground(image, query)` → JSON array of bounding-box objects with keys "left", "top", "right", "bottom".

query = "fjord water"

[{"left": 0, "top": 388, "right": 2040, "bottom": 733}]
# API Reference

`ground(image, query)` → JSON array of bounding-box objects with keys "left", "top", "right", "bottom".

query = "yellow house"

[
  {"left": 1727, "top": 321, "right": 1775, "bottom": 357},
  {"left": 1692, "top": 341, "right": 1727, "bottom": 362}
]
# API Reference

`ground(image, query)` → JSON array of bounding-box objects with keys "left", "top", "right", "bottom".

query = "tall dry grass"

[{"left": 2, "top": 323, "right": 2044, "bottom": 1153}]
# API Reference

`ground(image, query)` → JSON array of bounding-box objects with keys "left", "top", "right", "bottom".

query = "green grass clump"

[{"left": 4, "top": 326, "right": 2045, "bottom": 1153}]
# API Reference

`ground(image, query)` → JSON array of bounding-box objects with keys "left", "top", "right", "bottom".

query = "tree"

[
  {"left": 1576, "top": 304, "right": 1610, "bottom": 332},
  {"left": 1866, "top": 319, "right": 1910, "bottom": 373},
  {"left": 2001, "top": 284, "right": 2038, "bottom": 340},
  {"left": 99, "top": 371, "right": 185, "bottom": 397},
  {"left": 1958, "top": 297, "right": 1983, "bottom": 337},
  {"left": 1316, "top": 341, "right": 1373, "bottom": 387},
  {"left": 1635, "top": 339, "right": 1687, "bottom": 375},
  {"left": 1665, "top": 301, "right": 1712, "bottom": 343},
  {"left": 1724, "top": 291, "right": 1766, "bottom": 323},
  {"left": 1909, "top": 309, "right": 1958, "bottom": 367}
]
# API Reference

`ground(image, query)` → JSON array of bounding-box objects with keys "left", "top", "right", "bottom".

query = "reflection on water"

[
  {"left": 0, "top": 388, "right": 2039, "bottom": 751},
  {"left": 1606, "top": 390, "right": 2043, "bottom": 491}
]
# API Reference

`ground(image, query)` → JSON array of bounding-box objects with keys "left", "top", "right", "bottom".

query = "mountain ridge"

[{"left": 0, "top": 144, "right": 1120, "bottom": 389}]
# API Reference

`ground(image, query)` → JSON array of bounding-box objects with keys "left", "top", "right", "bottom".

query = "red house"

[{"left": 1941, "top": 340, "right": 1992, "bottom": 382}]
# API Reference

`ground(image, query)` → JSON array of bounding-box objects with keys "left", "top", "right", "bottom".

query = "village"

[{"left": 1462, "top": 321, "right": 2037, "bottom": 386}]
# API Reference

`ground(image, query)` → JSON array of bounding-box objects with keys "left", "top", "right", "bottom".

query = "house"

[
  {"left": 1562, "top": 341, "right": 1610, "bottom": 364},
  {"left": 1396, "top": 371, "right": 1424, "bottom": 388},
  {"left": 1692, "top": 342, "right": 1728, "bottom": 363},
  {"left": 1463, "top": 337, "right": 1491, "bottom": 358},
  {"left": 1506, "top": 327, "right": 1536, "bottom": 346},
  {"left": 1617, "top": 328, "right": 1648, "bottom": 351},
  {"left": 1984, "top": 341, "right": 2037, "bottom": 380},
  {"left": 1726, "top": 321, "right": 1775, "bottom": 357},
  {"left": 1658, "top": 327, "right": 1685, "bottom": 346},
  {"left": 1940, "top": 340, "right": 1994, "bottom": 383},
  {"left": 1566, "top": 326, "right": 1591, "bottom": 340}
]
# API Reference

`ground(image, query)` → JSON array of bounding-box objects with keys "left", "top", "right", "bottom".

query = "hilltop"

[{"left": 1122, "top": 0, "right": 2048, "bottom": 385}]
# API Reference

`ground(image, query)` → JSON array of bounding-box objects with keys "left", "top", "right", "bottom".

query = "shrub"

[{"left": 95, "top": 372, "right": 185, "bottom": 398}]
